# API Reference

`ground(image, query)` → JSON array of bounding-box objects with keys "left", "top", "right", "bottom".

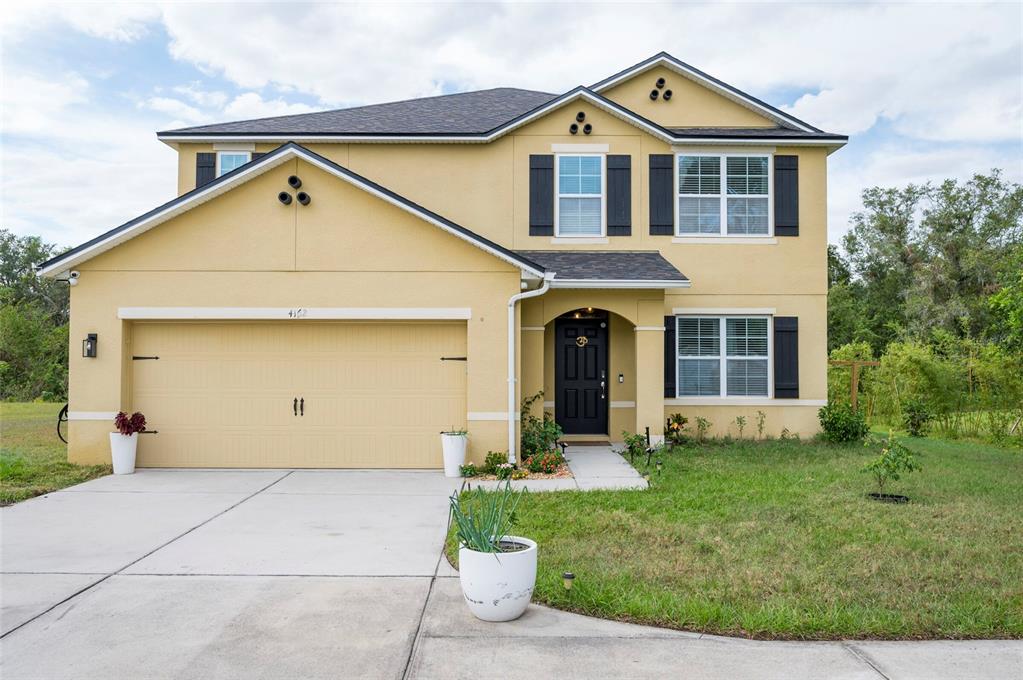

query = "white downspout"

[{"left": 506, "top": 274, "right": 553, "bottom": 463}]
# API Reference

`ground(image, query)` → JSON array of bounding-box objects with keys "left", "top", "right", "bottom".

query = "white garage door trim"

[{"left": 119, "top": 307, "right": 472, "bottom": 320}]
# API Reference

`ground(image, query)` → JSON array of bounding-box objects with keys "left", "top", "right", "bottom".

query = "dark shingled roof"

[
  {"left": 668, "top": 126, "right": 847, "bottom": 141},
  {"left": 516, "top": 251, "right": 688, "bottom": 282},
  {"left": 159, "top": 88, "right": 557, "bottom": 137}
]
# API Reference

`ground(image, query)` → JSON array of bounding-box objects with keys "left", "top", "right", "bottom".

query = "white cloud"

[
  {"left": 828, "top": 144, "right": 1023, "bottom": 243},
  {"left": 222, "top": 93, "right": 317, "bottom": 120},
  {"left": 1, "top": 72, "right": 90, "bottom": 136},
  {"left": 141, "top": 96, "right": 205, "bottom": 124},
  {"left": 0, "top": 3, "right": 160, "bottom": 44},
  {"left": 1, "top": 2, "right": 1020, "bottom": 248},
  {"left": 172, "top": 83, "right": 228, "bottom": 109}
]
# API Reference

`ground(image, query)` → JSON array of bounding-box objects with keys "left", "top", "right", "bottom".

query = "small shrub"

[
  {"left": 494, "top": 462, "right": 515, "bottom": 480},
  {"left": 511, "top": 468, "right": 528, "bottom": 480},
  {"left": 862, "top": 432, "right": 922, "bottom": 495},
  {"left": 525, "top": 450, "right": 564, "bottom": 474},
  {"left": 695, "top": 417, "right": 711, "bottom": 442},
  {"left": 755, "top": 411, "right": 766, "bottom": 440},
  {"left": 621, "top": 431, "right": 647, "bottom": 461},
  {"left": 779, "top": 427, "right": 799, "bottom": 441},
  {"left": 734, "top": 415, "right": 747, "bottom": 440},
  {"left": 901, "top": 397, "right": 932, "bottom": 437},
  {"left": 459, "top": 462, "right": 478, "bottom": 478},
  {"left": 664, "top": 413, "right": 689, "bottom": 447},
  {"left": 818, "top": 403, "right": 869, "bottom": 443},
  {"left": 520, "top": 391, "right": 563, "bottom": 458},
  {"left": 481, "top": 451, "right": 507, "bottom": 475}
]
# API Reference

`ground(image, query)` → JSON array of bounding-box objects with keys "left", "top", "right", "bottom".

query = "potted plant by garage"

[
  {"left": 440, "top": 428, "right": 468, "bottom": 478},
  {"left": 110, "top": 411, "right": 146, "bottom": 475},
  {"left": 450, "top": 481, "right": 536, "bottom": 622}
]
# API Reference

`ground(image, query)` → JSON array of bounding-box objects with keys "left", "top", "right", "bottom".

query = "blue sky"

[{"left": 2, "top": 2, "right": 1021, "bottom": 249}]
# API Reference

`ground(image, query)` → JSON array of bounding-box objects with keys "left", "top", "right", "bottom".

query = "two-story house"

[{"left": 40, "top": 52, "right": 847, "bottom": 468}]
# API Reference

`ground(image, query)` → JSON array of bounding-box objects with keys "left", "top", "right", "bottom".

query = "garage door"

[{"left": 130, "top": 321, "right": 467, "bottom": 468}]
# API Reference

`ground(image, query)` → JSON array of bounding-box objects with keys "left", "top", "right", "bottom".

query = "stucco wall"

[{"left": 68, "top": 158, "right": 522, "bottom": 464}]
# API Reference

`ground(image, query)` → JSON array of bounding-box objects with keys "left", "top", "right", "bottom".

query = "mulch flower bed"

[{"left": 465, "top": 462, "right": 573, "bottom": 481}]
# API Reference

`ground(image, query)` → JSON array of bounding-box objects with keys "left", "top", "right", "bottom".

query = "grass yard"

[
  {"left": 447, "top": 436, "right": 1023, "bottom": 640},
  {"left": 0, "top": 402, "right": 109, "bottom": 505}
]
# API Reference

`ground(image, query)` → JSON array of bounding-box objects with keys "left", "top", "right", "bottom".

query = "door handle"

[
  {"left": 600, "top": 381, "right": 606, "bottom": 399},
  {"left": 300, "top": 398, "right": 304, "bottom": 416},
  {"left": 293, "top": 398, "right": 298, "bottom": 416}
]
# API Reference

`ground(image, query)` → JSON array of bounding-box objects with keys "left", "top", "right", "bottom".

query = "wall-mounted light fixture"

[{"left": 82, "top": 333, "right": 97, "bottom": 358}]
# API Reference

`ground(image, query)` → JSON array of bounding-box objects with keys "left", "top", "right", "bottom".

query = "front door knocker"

[{"left": 576, "top": 336, "right": 588, "bottom": 347}]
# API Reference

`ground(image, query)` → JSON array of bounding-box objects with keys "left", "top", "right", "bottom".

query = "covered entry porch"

[{"left": 518, "top": 287, "right": 680, "bottom": 447}]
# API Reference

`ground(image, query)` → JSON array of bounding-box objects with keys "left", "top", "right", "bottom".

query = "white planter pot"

[
  {"left": 441, "top": 433, "right": 468, "bottom": 478},
  {"left": 458, "top": 535, "right": 537, "bottom": 622},
  {"left": 109, "top": 432, "right": 138, "bottom": 475}
]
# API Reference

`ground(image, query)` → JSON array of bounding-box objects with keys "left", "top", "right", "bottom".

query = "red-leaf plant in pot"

[{"left": 110, "top": 411, "right": 146, "bottom": 475}]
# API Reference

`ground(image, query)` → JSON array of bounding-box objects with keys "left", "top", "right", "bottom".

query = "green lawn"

[
  {"left": 447, "top": 436, "right": 1023, "bottom": 640},
  {"left": 1, "top": 402, "right": 110, "bottom": 505}
]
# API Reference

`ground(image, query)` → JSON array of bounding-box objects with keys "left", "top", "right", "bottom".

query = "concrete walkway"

[
  {"left": 474, "top": 444, "right": 648, "bottom": 491},
  {"left": 2, "top": 467, "right": 1019, "bottom": 680}
]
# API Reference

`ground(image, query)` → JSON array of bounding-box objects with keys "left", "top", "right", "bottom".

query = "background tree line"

[
  {"left": 0, "top": 231, "right": 69, "bottom": 401},
  {"left": 827, "top": 170, "right": 1023, "bottom": 442}
]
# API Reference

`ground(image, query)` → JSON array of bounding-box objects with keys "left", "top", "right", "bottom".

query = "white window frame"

[
  {"left": 676, "top": 315, "right": 774, "bottom": 399},
  {"left": 555, "top": 153, "right": 606, "bottom": 238},
  {"left": 216, "top": 151, "right": 252, "bottom": 178},
  {"left": 675, "top": 153, "right": 773, "bottom": 238}
]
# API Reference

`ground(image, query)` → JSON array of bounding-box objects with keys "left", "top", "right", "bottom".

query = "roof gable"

[
  {"left": 37, "top": 143, "right": 544, "bottom": 277},
  {"left": 591, "top": 52, "right": 821, "bottom": 133}
]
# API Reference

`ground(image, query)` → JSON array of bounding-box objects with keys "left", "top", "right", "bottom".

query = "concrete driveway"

[{"left": 2, "top": 468, "right": 1020, "bottom": 680}]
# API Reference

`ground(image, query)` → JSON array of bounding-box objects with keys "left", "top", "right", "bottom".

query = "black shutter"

[
  {"left": 251, "top": 152, "right": 266, "bottom": 161},
  {"left": 195, "top": 152, "right": 216, "bottom": 188},
  {"left": 606, "top": 155, "right": 631, "bottom": 236},
  {"left": 529, "top": 155, "right": 554, "bottom": 236},
  {"left": 649, "top": 154, "right": 674, "bottom": 235},
  {"left": 774, "top": 155, "right": 799, "bottom": 236},
  {"left": 664, "top": 315, "right": 676, "bottom": 397},
  {"left": 774, "top": 317, "right": 799, "bottom": 398}
]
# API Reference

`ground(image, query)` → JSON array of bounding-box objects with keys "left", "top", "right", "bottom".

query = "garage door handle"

[
  {"left": 300, "top": 398, "right": 304, "bottom": 416},
  {"left": 293, "top": 398, "right": 298, "bottom": 416}
]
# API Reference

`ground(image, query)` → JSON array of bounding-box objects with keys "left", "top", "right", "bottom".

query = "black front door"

[{"left": 555, "top": 317, "right": 608, "bottom": 435}]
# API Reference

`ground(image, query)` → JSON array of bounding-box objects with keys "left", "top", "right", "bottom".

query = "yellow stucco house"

[{"left": 40, "top": 53, "right": 846, "bottom": 468}]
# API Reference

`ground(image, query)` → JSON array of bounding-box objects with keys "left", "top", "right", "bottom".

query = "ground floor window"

[{"left": 677, "top": 315, "right": 770, "bottom": 397}]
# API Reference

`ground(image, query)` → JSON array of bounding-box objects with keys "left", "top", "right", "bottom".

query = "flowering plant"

[
  {"left": 524, "top": 451, "right": 563, "bottom": 474},
  {"left": 113, "top": 411, "right": 147, "bottom": 436},
  {"left": 495, "top": 462, "right": 515, "bottom": 480}
]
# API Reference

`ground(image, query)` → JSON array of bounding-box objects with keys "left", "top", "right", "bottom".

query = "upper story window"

[
  {"left": 678, "top": 154, "right": 770, "bottom": 236},
  {"left": 216, "top": 151, "right": 251, "bottom": 177},
  {"left": 677, "top": 315, "right": 770, "bottom": 397},
  {"left": 556, "top": 155, "right": 604, "bottom": 236}
]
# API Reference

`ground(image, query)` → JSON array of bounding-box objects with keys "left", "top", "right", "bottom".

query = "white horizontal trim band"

[
  {"left": 665, "top": 398, "right": 826, "bottom": 406},
  {"left": 213, "top": 143, "right": 255, "bottom": 151},
  {"left": 521, "top": 326, "right": 546, "bottom": 332},
  {"left": 551, "top": 143, "right": 609, "bottom": 152},
  {"left": 118, "top": 307, "right": 473, "bottom": 320},
  {"left": 543, "top": 401, "right": 555, "bottom": 408},
  {"left": 68, "top": 411, "right": 117, "bottom": 421},
  {"left": 467, "top": 412, "right": 521, "bottom": 421},
  {"left": 634, "top": 326, "right": 665, "bottom": 332},
  {"left": 159, "top": 135, "right": 840, "bottom": 148},
  {"left": 672, "top": 237, "right": 777, "bottom": 245},
  {"left": 610, "top": 401, "right": 635, "bottom": 408},
  {"left": 550, "top": 279, "right": 690, "bottom": 289},
  {"left": 549, "top": 237, "right": 609, "bottom": 245},
  {"left": 672, "top": 308, "right": 776, "bottom": 315}
]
